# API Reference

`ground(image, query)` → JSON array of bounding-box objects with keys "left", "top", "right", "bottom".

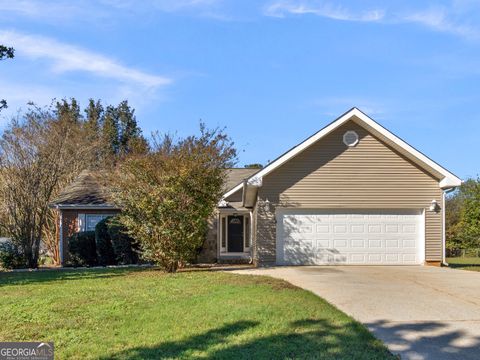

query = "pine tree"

[
  {"left": 102, "top": 105, "right": 120, "bottom": 159},
  {"left": 117, "top": 100, "right": 142, "bottom": 155},
  {"left": 84, "top": 99, "right": 104, "bottom": 141},
  {"left": 56, "top": 98, "right": 82, "bottom": 124}
]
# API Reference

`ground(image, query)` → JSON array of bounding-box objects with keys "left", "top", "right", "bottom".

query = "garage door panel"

[{"left": 277, "top": 210, "right": 423, "bottom": 265}]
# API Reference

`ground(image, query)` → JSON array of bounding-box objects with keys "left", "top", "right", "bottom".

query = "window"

[
  {"left": 245, "top": 216, "right": 250, "bottom": 249},
  {"left": 78, "top": 214, "right": 114, "bottom": 232},
  {"left": 343, "top": 131, "right": 359, "bottom": 147},
  {"left": 221, "top": 216, "right": 226, "bottom": 250}
]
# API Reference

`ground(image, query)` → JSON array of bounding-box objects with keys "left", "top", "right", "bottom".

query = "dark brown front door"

[{"left": 227, "top": 215, "right": 244, "bottom": 252}]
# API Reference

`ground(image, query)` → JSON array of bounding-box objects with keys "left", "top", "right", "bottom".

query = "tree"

[
  {"left": 0, "top": 105, "right": 99, "bottom": 267},
  {"left": 56, "top": 98, "right": 82, "bottom": 124},
  {"left": 244, "top": 163, "right": 263, "bottom": 169},
  {"left": 117, "top": 100, "right": 143, "bottom": 155},
  {"left": 84, "top": 99, "right": 104, "bottom": 141},
  {"left": 446, "top": 178, "right": 480, "bottom": 250},
  {"left": 457, "top": 178, "right": 480, "bottom": 249},
  {"left": 102, "top": 105, "right": 120, "bottom": 160},
  {"left": 0, "top": 45, "right": 15, "bottom": 111},
  {"left": 110, "top": 124, "right": 237, "bottom": 272}
]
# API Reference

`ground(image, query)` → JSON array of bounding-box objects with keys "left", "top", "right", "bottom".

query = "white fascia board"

[
  {"left": 222, "top": 108, "right": 462, "bottom": 194},
  {"left": 350, "top": 109, "right": 462, "bottom": 188},
  {"left": 54, "top": 204, "right": 120, "bottom": 210},
  {"left": 222, "top": 183, "right": 244, "bottom": 201}
]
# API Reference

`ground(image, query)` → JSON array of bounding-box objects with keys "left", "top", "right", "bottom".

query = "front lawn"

[
  {"left": 447, "top": 257, "right": 480, "bottom": 272},
  {"left": 0, "top": 268, "right": 393, "bottom": 360}
]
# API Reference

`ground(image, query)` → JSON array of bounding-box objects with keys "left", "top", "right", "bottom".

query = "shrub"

[
  {"left": 95, "top": 218, "right": 116, "bottom": 266},
  {"left": 68, "top": 231, "right": 97, "bottom": 267},
  {"left": 107, "top": 217, "right": 138, "bottom": 265},
  {"left": 0, "top": 241, "right": 23, "bottom": 269}
]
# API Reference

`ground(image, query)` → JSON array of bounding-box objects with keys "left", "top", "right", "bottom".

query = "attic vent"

[{"left": 343, "top": 131, "right": 359, "bottom": 147}]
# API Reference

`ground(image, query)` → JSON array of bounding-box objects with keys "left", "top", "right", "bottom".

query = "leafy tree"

[
  {"left": 110, "top": 124, "right": 237, "bottom": 272},
  {"left": 244, "top": 163, "right": 263, "bottom": 169},
  {"left": 0, "top": 105, "right": 100, "bottom": 267},
  {"left": 457, "top": 178, "right": 480, "bottom": 249},
  {"left": 0, "top": 45, "right": 14, "bottom": 111},
  {"left": 446, "top": 178, "right": 480, "bottom": 250}
]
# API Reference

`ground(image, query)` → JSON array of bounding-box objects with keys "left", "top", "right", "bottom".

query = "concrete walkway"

[{"left": 232, "top": 266, "right": 480, "bottom": 360}]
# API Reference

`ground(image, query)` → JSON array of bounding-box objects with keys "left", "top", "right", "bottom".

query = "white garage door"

[{"left": 276, "top": 210, "right": 424, "bottom": 265}]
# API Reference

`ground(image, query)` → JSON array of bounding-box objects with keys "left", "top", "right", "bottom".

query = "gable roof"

[
  {"left": 223, "top": 108, "right": 462, "bottom": 199},
  {"left": 224, "top": 168, "right": 259, "bottom": 192}
]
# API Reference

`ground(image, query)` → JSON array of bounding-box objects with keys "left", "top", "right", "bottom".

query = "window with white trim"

[
  {"left": 343, "top": 130, "right": 359, "bottom": 147},
  {"left": 77, "top": 214, "right": 114, "bottom": 232}
]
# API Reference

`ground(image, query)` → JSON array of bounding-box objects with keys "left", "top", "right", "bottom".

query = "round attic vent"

[{"left": 343, "top": 131, "right": 359, "bottom": 147}]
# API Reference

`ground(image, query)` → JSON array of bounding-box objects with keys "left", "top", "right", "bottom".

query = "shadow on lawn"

[
  {"left": 0, "top": 267, "right": 146, "bottom": 286},
  {"left": 103, "top": 319, "right": 393, "bottom": 360}
]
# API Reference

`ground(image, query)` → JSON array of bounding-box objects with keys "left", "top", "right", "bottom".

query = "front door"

[{"left": 227, "top": 215, "right": 244, "bottom": 252}]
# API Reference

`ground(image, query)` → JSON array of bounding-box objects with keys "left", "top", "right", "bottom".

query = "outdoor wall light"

[
  {"left": 264, "top": 198, "right": 271, "bottom": 212},
  {"left": 429, "top": 199, "right": 440, "bottom": 212}
]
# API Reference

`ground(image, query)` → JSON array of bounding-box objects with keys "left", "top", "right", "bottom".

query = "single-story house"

[
  {"left": 53, "top": 108, "right": 462, "bottom": 267},
  {"left": 50, "top": 171, "right": 121, "bottom": 264}
]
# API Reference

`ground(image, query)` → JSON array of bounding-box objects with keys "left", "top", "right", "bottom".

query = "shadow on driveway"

[{"left": 368, "top": 320, "right": 480, "bottom": 360}]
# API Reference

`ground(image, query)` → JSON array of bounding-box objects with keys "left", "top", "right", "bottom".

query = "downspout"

[
  {"left": 249, "top": 210, "right": 254, "bottom": 264},
  {"left": 442, "top": 187, "right": 457, "bottom": 266},
  {"left": 58, "top": 206, "right": 64, "bottom": 266}
]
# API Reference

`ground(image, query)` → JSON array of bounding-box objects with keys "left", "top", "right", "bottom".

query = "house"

[
  {"left": 50, "top": 171, "right": 121, "bottom": 264},
  {"left": 203, "top": 108, "right": 461, "bottom": 266},
  {"left": 53, "top": 108, "right": 462, "bottom": 267}
]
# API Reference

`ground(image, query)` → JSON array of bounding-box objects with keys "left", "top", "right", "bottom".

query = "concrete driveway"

[{"left": 233, "top": 266, "right": 480, "bottom": 360}]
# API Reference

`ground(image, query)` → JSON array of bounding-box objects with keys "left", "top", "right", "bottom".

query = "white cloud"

[
  {"left": 264, "top": 1, "right": 384, "bottom": 22},
  {"left": 401, "top": 7, "right": 479, "bottom": 40},
  {"left": 0, "top": 0, "right": 226, "bottom": 22},
  {"left": 0, "top": 0, "right": 102, "bottom": 22},
  {"left": 0, "top": 30, "right": 171, "bottom": 88}
]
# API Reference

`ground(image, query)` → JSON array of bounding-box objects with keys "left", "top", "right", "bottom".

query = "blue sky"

[{"left": 0, "top": 0, "right": 478, "bottom": 178}]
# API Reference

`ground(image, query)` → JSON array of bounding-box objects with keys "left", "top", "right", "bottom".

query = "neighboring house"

[
  {"left": 53, "top": 108, "right": 462, "bottom": 267},
  {"left": 50, "top": 171, "right": 121, "bottom": 264}
]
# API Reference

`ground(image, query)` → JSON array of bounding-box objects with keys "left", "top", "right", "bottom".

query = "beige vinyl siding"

[{"left": 256, "top": 120, "right": 443, "bottom": 265}]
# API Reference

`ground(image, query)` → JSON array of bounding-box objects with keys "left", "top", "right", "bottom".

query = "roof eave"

[
  {"left": 50, "top": 204, "right": 120, "bottom": 210},
  {"left": 224, "top": 108, "right": 462, "bottom": 192}
]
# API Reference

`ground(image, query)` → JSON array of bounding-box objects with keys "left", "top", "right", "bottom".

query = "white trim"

[
  {"left": 442, "top": 191, "right": 447, "bottom": 265},
  {"left": 59, "top": 211, "right": 64, "bottom": 265},
  {"left": 77, "top": 213, "right": 115, "bottom": 233},
  {"left": 343, "top": 130, "right": 359, "bottom": 147},
  {"left": 218, "top": 213, "right": 250, "bottom": 254},
  {"left": 421, "top": 208, "right": 426, "bottom": 265},
  {"left": 276, "top": 207, "right": 425, "bottom": 265},
  {"left": 222, "top": 108, "right": 461, "bottom": 199},
  {"left": 219, "top": 252, "right": 250, "bottom": 256},
  {"left": 77, "top": 213, "right": 86, "bottom": 232},
  {"left": 53, "top": 204, "right": 119, "bottom": 210}
]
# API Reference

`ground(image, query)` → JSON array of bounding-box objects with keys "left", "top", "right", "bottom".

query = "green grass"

[
  {"left": 0, "top": 268, "right": 394, "bottom": 360},
  {"left": 447, "top": 257, "right": 480, "bottom": 271}
]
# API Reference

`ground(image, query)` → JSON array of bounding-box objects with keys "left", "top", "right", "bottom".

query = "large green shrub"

[
  {"left": 95, "top": 218, "right": 116, "bottom": 266},
  {"left": 107, "top": 217, "right": 138, "bottom": 265},
  {"left": 68, "top": 231, "right": 97, "bottom": 267},
  {"left": 0, "top": 241, "right": 23, "bottom": 269}
]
